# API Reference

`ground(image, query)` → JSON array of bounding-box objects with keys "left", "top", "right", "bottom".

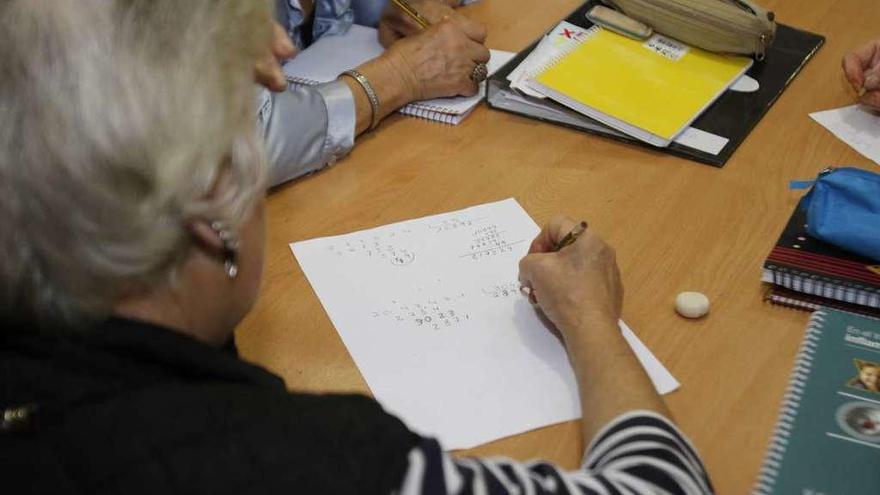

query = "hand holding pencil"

[
  {"left": 843, "top": 38, "right": 880, "bottom": 110},
  {"left": 378, "top": 0, "right": 485, "bottom": 48},
  {"left": 374, "top": 0, "right": 489, "bottom": 99},
  {"left": 518, "top": 216, "right": 623, "bottom": 337}
]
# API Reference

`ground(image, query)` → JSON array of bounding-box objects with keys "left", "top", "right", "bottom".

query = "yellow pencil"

[{"left": 390, "top": 0, "right": 431, "bottom": 29}]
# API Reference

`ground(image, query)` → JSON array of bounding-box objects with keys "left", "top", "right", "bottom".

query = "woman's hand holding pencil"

[
  {"left": 378, "top": 0, "right": 483, "bottom": 48},
  {"left": 843, "top": 39, "right": 880, "bottom": 110}
]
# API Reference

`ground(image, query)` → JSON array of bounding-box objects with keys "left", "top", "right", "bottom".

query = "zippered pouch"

[
  {"left": 601, "top": 0, "right": 777, "bottom": 59},
  {"left": 802, "top": 167, "right": 880, "bottom": 262}
]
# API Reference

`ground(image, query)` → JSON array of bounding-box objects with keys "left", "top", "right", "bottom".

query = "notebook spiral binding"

[
  {"left": 527, "top": 25, "right": 601, "bottom": 80},
  {"left": 398, "top": 104, "right": 458, "bottom": 124},
  {"left": 752, "top": 310, "right": 826, "bottom": 495},
  {"left": 286, "top": 76, "right": 462, "bottom": 124},
  {"left": 766, "top": 268, "right": 880, "bottom": 309},
  {"left": 285, "top": 76, "right": 320, "bottom": 87}
]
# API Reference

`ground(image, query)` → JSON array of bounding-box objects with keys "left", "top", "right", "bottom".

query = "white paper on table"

[
  {"left": 810, "top": 105, "right": 880, "bottom": 166},
  {"left": 291, "top": 198, "right": 679, "bottom": 450},
  {"left": 620, "top": 321, "right": 679, "bottom": 394}
]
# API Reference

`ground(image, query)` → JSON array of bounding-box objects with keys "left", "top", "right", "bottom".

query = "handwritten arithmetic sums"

[
  {"left": 461, "top": 224, "right": 526, "bottom": 261},
  {"left": 323, "top": 214, "right": 525, "bottom": 266},
  {"left": 371, "top": 294, "right": 471, "bottom": 330},
  {"left": 325, "top": 229, "right": 415, "bottom": 266},
  {"left": 427, "top": 216, "right": 485, "bottom": 234},
  {"left": 481, "top": 282, "right": 521, "bottom": 298}
]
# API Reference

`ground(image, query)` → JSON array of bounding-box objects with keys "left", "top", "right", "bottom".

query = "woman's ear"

[{"left": 187, "top": 219, "right": 225, "bottom": 256}]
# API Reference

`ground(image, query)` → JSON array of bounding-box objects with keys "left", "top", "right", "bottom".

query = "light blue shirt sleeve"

[
  {"left": 258, "top": 80, "right": 356, "bottom": 188},
  {"left": 261, "top": 0, "right": 482, "bottom": 187}
]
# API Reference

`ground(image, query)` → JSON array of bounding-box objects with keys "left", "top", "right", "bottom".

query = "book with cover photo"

[{"left": 755, "top": 309, "right": 880, "bottom": 494}]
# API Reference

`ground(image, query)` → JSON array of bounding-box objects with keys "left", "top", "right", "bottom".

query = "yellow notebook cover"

[{"left": 532, "top": 27, "right": 753, "bottom": 145}]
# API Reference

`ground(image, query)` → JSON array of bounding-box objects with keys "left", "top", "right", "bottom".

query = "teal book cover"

[{"left": 755, "top": 309, "right": 880, "bottom": 494}]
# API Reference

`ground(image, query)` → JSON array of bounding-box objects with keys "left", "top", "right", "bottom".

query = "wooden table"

[{"left": 237, "top": 1, "right": 879, "bottom": 492}]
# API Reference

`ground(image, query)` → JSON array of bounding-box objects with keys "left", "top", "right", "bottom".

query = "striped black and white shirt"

[{"left": 397, "top": 411, "right": 713, "bottom": 494}]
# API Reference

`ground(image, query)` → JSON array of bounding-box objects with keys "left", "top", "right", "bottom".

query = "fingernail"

[
  {"left": 282, "top": 37, "right": 295, "bottom": 54},
  {"left": 866, "top": 73, "right": 880, "bottom": 91},
  {"left": 274, "top": 70, "right": 287, "bottom": 90}
]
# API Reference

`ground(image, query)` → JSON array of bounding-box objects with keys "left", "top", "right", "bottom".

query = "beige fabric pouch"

[{"left": 602, "top": 0, "right": 777, "bottom": 59}]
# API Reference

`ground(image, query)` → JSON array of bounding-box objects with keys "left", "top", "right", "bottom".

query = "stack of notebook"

[
  {"left": 486, "top": 0, "right": 825, "bottom": 166},
  {"left": 281, "top": 24, "right": 514, "bottom": 125},
  {"left": 762, "top": 197, "right": 880, "bottom": 317},
  {"left": 522, "top": 24, "right": 753, "bottom": 147}
]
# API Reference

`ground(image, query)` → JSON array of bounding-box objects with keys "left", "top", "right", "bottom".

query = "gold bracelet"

[{"left": 341, "top": 69, "right": 381, "bottom": 131}]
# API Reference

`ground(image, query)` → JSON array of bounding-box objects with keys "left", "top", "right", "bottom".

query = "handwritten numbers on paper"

[
  {"left": 461, "top": 224, "right": 525, "bottom": 261},
  {"left": 390, "top": 248, "right": 415, "bottom": 266},
  {"left": 482, "top": 282, "right": 520, "bottom": 298},
  {"left": 325, "top": 229, "right": 416, "bottom": 267},
  {"left": 428, "top": 216, "right": 478, "bottom": 234},
  {"left": 370, "top": 294, "right": 470, "bottom": 331}
]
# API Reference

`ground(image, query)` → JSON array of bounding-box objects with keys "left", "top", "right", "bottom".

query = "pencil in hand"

[{"left": 390, "top": 0, "right": 431, "bottom": 29}]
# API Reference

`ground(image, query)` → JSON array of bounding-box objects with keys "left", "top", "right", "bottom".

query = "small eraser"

[{"left": 675, "top": 292, "right": 710, "bottom": 319}]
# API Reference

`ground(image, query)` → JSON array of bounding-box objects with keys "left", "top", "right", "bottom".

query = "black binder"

[{"left": 486, "top": 0, "right": 825, "bottom": 167}]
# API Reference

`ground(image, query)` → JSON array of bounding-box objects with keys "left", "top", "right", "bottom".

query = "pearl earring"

[{"left": 210, "top": 221, "right": 239, "bottom": 279}]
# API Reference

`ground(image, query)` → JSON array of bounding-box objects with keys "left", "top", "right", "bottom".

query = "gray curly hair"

[{"left": 0, "top": 0, "right": 272, "bottom": 330}]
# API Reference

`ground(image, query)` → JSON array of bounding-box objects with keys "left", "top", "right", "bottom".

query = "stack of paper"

[{"left": 523, "top": 26, "right": 753, "bottom": 147}]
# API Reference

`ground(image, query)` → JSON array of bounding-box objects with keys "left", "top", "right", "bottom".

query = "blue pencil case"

[{"left": 801, "top": 167, "right": 880, "bottom": 262}]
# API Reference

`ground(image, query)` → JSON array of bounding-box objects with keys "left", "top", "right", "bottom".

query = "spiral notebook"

[
  {"left": 526, "top": 26, "right": 753, "bottom": 147},
  {"left": 762, "top": 196, "right": 880, "bottom": 311},
  {"left": 282, "top": 24, "right": 514, "bottom": 125},
  {"left": 754, "top": 309, "right": 880, "bottom": 494}
]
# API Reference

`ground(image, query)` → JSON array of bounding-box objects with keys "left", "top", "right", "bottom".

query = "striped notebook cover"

[
  {"left": 763, "top": 285, "right": 880, "bottom": 319},
  {"left": 762, "top": 198, "right": 880, "bottom": 309}
]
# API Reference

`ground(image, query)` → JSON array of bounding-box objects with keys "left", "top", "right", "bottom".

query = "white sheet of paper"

[
  {"left": 291, "top": 199, "right": 679, "bottom": 450},
  {"left": 810, "top": 105, "right": 880, "bottom": 166},
  {"left": 620, "top": 321, "right": 679, "bottom": 394}
]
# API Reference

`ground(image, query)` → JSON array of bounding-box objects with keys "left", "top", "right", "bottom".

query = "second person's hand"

[
  {"left": 843, "top": 39, "right": 880, "bottom": 110},
  {"left": 378, "top": 0, "right": 463, "bottom": 48},
  {"left": 383, "top": 18, "right": 490, "bottom": 99},
  {"left": 254, "top": 22, "right": 297, "bottom": 92}
]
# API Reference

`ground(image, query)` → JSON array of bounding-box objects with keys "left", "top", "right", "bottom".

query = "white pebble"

[{"left": 675, "top": 292, "right": 710, "bottom": 319}]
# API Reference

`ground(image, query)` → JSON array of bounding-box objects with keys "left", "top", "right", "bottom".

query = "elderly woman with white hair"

[{"left": 0, "top": 1, "right": 713, "bottom": 493}]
